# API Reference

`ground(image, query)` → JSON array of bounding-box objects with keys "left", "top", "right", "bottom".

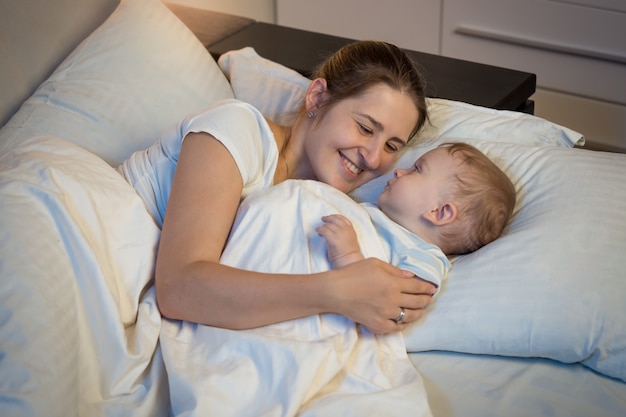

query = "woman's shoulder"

[
  {"left": 189, "top": 98, "right": 263, "bottom": 121},
  {"left": 180, "top": 99, "right": 267, "bottom": 137}
]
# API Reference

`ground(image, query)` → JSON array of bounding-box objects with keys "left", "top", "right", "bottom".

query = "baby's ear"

[{"left": 423, "top": 203, "right": 458, "bottom": 226}]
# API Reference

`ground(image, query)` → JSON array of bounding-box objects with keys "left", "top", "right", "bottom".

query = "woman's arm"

[
  {"left": 156, "top": 133, "right": 326, "bottom": 328},
  {"left": 155, "top": 133, "right": 436, "bottom": 333}
]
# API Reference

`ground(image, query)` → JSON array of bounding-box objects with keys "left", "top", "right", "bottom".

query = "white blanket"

[
  {"left": 160, "top": 179, "right": 433, "bottom": 417},
  {"left": 0, "top": 136, "right": 167, "bottom": 417}
]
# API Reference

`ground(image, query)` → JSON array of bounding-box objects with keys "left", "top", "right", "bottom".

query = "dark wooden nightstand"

[{"left": 208, "top": 22, "right": 536, "bottom": 114}]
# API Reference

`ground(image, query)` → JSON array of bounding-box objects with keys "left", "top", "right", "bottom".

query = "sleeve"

[
  {"left": 181, "top": 99, "right": 279, "bottom": 197},
  {"left": 394, "top": 243, "right": 450, "bottom": 295}
]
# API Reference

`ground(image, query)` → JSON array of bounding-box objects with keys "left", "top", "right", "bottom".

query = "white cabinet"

[
  {"left": 441, "top": 0, "right": 626, "bottom": 103},
  {"left": 441, "top": 0, "right": 626, "bottom": 152},
  {"left": 276, "top": 0, "right": 626, "bottom": 152},
  {"left": 276, "top": 0, "right": 441, "bottom": 55}
]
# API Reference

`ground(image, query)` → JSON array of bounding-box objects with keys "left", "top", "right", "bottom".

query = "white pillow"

[
  {"left": 218, "top": 47, "right": 583, "bottom": 148},
  {"left": 384, "top": 140, "right": 626, "bottom": 383},
  {"left": 218, "top": 47, "right": 310, "bottom": 125},
  {"left": 0, "top": 0, "right": 234, "bottom": 166}
]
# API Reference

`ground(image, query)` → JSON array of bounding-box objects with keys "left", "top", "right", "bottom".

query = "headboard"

[{"left": 0, "top": 0, "right": 120, "bottom": 126}]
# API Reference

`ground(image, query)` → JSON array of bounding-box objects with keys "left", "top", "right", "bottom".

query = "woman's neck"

[
  {"left": 267, "top": 118, "right": 291, "bottom": 183},
  {"left": 267, "top": 114, "right": 313, "bottom": 184}
]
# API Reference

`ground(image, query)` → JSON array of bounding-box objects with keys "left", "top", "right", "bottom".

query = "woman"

[{"left": 120, "top": 41, "right": 436, "bottom": 334}]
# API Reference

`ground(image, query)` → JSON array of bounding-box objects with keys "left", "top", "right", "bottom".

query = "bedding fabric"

[
  {"left": 410, "top": 351, "right": 626, "bottom": 417},
  {"left": 0, "top": 136, "right": 165, "bottom": 416},
  {"left": 0, "top": 0, "right": 235, "bottom": 415},
  {"left": 159, "top": 179, "right": 433, "bottom": 417},
  {"left": 0, "top": 0, "right": 233, "bottom": 166}
]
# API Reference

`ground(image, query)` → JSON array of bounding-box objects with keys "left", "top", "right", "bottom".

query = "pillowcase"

[
  {"left": 0, "top": 0, "right": 234, "bottom": 166},
  {"left": 218, "top": 47, "right": 583, "bottom": 148},
  {"left": 378, "top": 140, "right": 625, "bottom": 383}
]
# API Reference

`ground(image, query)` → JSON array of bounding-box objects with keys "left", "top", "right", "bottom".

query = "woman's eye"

[
  {"left": 358, "top": 123, "right": 373, "bottom": 135},
  {"left": 385, "top": 142, "right": 400, "bottom": 153}
]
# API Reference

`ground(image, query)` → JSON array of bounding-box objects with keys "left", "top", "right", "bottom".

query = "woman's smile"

[{"left": 340, "top": 151, "right": 363, "bottom": 176}]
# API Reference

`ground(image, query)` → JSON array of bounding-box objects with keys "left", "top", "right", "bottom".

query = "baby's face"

[{"left": 377, "top": 147, "right": 458, "bottom": 230}]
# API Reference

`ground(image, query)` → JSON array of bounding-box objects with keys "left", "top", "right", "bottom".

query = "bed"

[{"left": 1, "top": 0, "right": 624, "bottom": 416}]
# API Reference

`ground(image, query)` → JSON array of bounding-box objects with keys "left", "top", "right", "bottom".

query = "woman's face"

[{"left": 304, "top": 83, "right": 419, "bottom": 193}]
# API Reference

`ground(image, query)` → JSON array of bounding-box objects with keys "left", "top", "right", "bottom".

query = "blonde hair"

[{"left": 437, "top": 143, "right": 516, "bottom": 255}]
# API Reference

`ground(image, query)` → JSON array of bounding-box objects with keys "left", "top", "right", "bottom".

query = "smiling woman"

[{"left": 117, "top": 40, "right": 436, "bottom": 335}]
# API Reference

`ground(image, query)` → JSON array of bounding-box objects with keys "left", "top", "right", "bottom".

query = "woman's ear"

[
  {"left": 424, "top": 203, "right": 458, "bottom": 226},
  {"left": 305, "top": 78, "right": 328, "bottom": 112}
]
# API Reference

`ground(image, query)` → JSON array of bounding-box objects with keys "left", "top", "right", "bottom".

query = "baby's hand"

[{"left": 316, "top": 214, "right": 364, "bottom": 268}]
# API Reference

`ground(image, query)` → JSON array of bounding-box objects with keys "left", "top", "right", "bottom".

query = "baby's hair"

[
  {"left": 311, "top": 40, "right": 429, "bottom": 144},
  {"left": 438, "top": 142, "right": 516, "bottom": 255}
]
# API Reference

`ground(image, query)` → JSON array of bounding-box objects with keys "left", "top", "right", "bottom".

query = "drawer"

[
  {"left": 277, "top": 0, "right": 442, "bottom": 54},
  {"left": 441, "top": 0, "right": 626, "bottom": 104}
]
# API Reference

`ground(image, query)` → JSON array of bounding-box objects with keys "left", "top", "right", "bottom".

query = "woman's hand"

[{"left": 324, "top": 257, "right": 436, "bottom": 334}]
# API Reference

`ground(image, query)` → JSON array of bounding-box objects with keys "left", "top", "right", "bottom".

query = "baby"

[{"left": 316, "top": 142, "right": 516, "bottom": 322}]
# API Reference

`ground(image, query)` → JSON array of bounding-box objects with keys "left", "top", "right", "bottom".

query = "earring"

[{"left": 307, "top": 111, "right": 314, "bottom": 118}]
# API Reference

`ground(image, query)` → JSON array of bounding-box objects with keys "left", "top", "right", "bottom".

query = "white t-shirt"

[{"left": 118, "top": 99, "right": 278, "bottom": 226}]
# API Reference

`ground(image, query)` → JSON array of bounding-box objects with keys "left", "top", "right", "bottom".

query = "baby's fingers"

[{"left": 321, "top": 214, "right": 352, "bottom": 226}]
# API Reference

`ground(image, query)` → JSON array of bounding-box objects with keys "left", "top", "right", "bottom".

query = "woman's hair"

[
  {"left": 310, "top": 40, "right": 429, "bottom": 144},
  {"left": 437, "top": 143, "right": 516, "bottom": 255}
]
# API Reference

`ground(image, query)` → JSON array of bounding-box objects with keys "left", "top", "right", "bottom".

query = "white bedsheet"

[
  {"left": 410, "top": 351, "right": 626, "bottom": 417},
  {"left": 159, "top": 179, "right": 433, "bottom": 417}
]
